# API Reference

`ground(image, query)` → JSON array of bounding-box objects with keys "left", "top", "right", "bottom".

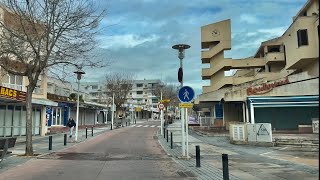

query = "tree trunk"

[{"left": 25, "top": 85, "right": 34, "bottom": 156}]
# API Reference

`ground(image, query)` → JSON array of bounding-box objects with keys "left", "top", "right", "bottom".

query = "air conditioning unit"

[{"left": 229, "top": 124, "right": 247, "bottom": 142}]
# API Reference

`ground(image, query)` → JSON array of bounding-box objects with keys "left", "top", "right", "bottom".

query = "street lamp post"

[
  {"left": 172, "top": 44, "right": 190, "bottom": 158},
  {"left": 74, "top": 68, "right": 85, "bottom": 142},
  {"left": 111, "top": 93, "right": 114, "bottom": 130}
]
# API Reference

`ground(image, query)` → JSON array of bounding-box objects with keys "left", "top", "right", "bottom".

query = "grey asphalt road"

[{"left": 0, "top": 120, "right": 192, "bottom": 180}]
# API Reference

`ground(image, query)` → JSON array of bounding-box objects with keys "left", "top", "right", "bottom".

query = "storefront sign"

[
  {"left": 247, "top": 77, "right": 289, "bottom": 95},
  {"left": 0, "top": 85, "right": 26, "bottom": 101},
  {"left": 136, "top": 107, "right": 142, "bottom": 112}
]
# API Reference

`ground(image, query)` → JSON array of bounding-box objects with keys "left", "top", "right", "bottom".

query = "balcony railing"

[
  {"left": 265, "top": 52, "right": 285, "bottom": 64},
  {"left": 2, "top": 83, "right": 23, "bottom": 91},
  {"left": 33, "top": 87, "right": 43, "bottom": 95}
]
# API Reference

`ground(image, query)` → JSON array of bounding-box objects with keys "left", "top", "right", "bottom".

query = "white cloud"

[
  {"left": 240, "top": 14, "right": 259, "bottom": 24},
  {"left": 257, "top": 26, "right": 287, "bottom": 37},
  {"left": 246, "top": 32, "right": 258, "bottom": 37},
  {"left": 99, "top": 34, "right": 160, "bottom": 49}
]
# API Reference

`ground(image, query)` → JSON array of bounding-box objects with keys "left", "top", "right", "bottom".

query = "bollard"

[
  {"left": 49, "top": 136, "right": 52, "bottom": 150},
  {"left": 126, "top": 122, "right": 127, "bottom": 126},
  {"left": 196, "top": 145, "right": 200, "bottom": 167},
  {"left": 222, "top": 154, "right": 229, "bottom": 180},
  {"left": 111, "top": 124, "right": 113, "bottom": 130},
  {"left": 164, "top": 128, "right": 166, "bottom": 138},
  {"left": 170, "top": 132, "right": 173, "bottom": 149},
  {"left": 64, "top": 134, "right": 67, "bottom": 146},
  {"left": 86, "top": 127, "right": 88, "bottom": 138},
  {"left": 91, "top": 126, "right": 93, "bottom": 136},
  {"left": 166, "top": 130, "right": 169, "bottom": 142}
]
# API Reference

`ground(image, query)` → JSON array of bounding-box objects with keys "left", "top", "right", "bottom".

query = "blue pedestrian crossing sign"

[{"left": 178, "top": 86, "right": 195, "bottom": 103}]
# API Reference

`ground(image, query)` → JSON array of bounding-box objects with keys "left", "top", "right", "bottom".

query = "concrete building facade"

[{"left": 196, "top": 0, "right": 319, "bottom": 132}]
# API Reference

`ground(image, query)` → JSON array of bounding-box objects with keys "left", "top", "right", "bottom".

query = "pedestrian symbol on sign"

[
  {"left": 178, "top": 86, "right": 195, "bottom": 103},
  {"left": 183, "top": 89, "right": 189, "bottom": 100}
]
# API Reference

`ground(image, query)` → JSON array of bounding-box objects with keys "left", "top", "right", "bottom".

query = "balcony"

[
  {"left": 265, "top": 52, "right": 285, "bottom": 65},
  {"left": 33, "top": 87, "right": 43, "bottom": 95},
  {"left": 2, "top": 83, "right": 23, "bottom": 91},
  {"left": 202, "top": 68, "right": 211, "bottom": 80}
]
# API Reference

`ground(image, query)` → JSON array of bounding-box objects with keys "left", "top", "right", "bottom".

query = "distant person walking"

[{"left": 67, "top": 117, "right": 76, "bottom": 138}]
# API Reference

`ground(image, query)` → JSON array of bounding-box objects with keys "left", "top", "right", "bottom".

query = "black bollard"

[
  {"left": 64, "top": 134, "right": 67, "bottom": 146},
  {"left": 170, "top": 132, "right": 173, "bottom": 149},
  {"left": 111, "top": 124, "right": 113, "bottom": 130},
  {"left": 196, "top": 145, "right": 200, "bottom": 167},
  {"left": 222, "top": 154, "right": 229, "bottom": 180},
  {"left": 126, "top": 122, "right": 127, "bottom": 126},
  {"left": 164, "top": 128, "right": 166, "bottom": 138},
  {"left": 166, "top": 130, "right": 169, "bottom": 142},
  {"left": 49, "top": 136, "right": 52, "bottom": 150},
  {"left": 91, "top": 127, "right": 93, "bottom": 136},
  {"left": 86, "top": 127, "right": 88, "bottom": 138}
]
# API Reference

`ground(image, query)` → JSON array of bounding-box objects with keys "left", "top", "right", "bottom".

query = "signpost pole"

[
  {"left": 185, "top": 108, "right": 189, "bottom": 157},
  {"left": 111, "top": 93, "right": 114, "bottom": 130}
]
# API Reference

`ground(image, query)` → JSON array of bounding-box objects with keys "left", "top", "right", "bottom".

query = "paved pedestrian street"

[
  {"left": 0, "top": 120, "right": 196, "bottom": 180},
  {"left": 1, "top": 119, "right": 319, "bottom": 180}
]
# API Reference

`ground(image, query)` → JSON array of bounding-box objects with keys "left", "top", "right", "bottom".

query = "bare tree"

[
  {"left": 0, "top": 0, "right": 106, "bottom": 155},
  {"left": 153, "top": 82, "right": 179, "bottom": 122},
  {"left": 153, "top": 82, "right": 179, "bottom": 107},
  {"left": 104, "top": 72, "right": 134, "bottom": 117}
]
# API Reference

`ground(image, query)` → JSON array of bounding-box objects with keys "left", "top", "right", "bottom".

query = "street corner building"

[{"left": 195, "top": 0, "right": 319, "bottom": 134}]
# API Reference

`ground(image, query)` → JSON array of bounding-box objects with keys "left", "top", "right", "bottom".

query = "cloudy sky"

[{"left": 82, "top": 0, "right": 306, "bottom": 95}]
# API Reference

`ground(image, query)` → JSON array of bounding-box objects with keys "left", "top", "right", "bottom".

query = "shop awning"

[
  {"left": 32, "top": 98, "right": 58, "bottom": 106},
  {"left": 83, "top": 101, "right": 108, "bottom": 109},
  {"left": 248, "top": 96, "right": 319, "bottom": 107}
]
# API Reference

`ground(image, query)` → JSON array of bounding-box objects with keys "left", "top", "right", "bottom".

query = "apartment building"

[
  {"left": 0, "top": 4, "right": 108, "bottom": 137},
  {"left": 129, "top": 79, "right": 161, "bottom": 119},
  {"left": 81, "top": 79, "right": 161, "bottom": 119},
  {"left": 195, "top": 0, "right": 319, "bottom": 132}
]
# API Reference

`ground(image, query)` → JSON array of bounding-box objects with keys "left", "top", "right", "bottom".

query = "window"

[
  {"left": 92, "top": 85, "right": 98, "bottom": 89},
  {"left": 297, "top": 29, "right": 308, "bottom": 47},
  {"left": 137, "top": 91, "right": 143, "bottom": 95},
  {"left": 137, "top": 84, "right": 143, "bottom": 87},
  {"left": 145, "top": 99, "right": 147, "bottom": 102}
]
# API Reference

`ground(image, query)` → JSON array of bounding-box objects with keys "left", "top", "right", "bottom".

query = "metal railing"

[
  {"left": 33, "top": 87, "right": 43, "bottom": 94},
  {"left": 199, "top": 116, "right": 215, "bottom": 127},
  {"left": 2, "top": 83, "right": 23, "bottom": 91}
]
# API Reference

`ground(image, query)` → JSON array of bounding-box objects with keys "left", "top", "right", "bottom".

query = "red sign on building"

[
  {"left": 0, "top": 85, "right": 26, "bottom": 101},
  {"left": 247, "top": 77, "right": 289, "bottom": 95}
]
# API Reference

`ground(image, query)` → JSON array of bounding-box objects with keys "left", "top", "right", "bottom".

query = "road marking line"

[
  {"left": 150, "top": 125, "right": 155, "bottom": 127},
  {"left": 143, "top": 125, "right": 149, "bottom": 127},
  {"left": 157, "top": 125, "right": 161, "bottom": 127},
  {"left": 137, "top": 125, "right": 143, "bottom": 127},
  {"left": 131, "top": 125, "right": 136, "bottom": 127}
]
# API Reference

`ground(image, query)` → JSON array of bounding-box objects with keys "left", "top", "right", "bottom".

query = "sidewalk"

[
  {"left": 158, "top": 121, "right": 319, "bottom": 180},
  {"left": 159, "top": 121, "right": 240, "bottom": 180},
  {"left": 0, "top": 124, "right": 113, "bottom": 172}
]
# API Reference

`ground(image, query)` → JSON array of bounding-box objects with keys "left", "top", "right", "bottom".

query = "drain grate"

[{"left": 177, "top": 171, "right": 196, "bottom": 177}]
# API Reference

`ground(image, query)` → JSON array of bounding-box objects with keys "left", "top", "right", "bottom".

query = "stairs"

[{"left": 273, "top": 138, "right": 319, "bottom": 147}]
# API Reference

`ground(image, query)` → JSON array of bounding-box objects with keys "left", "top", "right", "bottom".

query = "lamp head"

[
  {"left": 74, "top": 69, "right": 85, "bottom": 80},
  {"left": 172, "top": 44, "right": 190, "bottom": 60}
]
